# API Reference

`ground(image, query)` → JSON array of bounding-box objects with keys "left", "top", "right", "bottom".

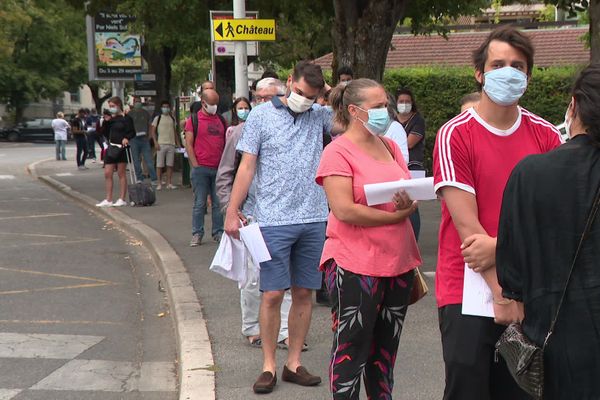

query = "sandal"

[
  {"left": 249, "top": 337, "right": 262, "bottom": 348},
  {"left": 277, "top": 339, "right": 308, "bottom": 352}
]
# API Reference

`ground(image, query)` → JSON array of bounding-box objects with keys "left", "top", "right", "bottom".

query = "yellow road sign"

[{"left": 213, "top": 19, "right": 276, "bottom": 41}]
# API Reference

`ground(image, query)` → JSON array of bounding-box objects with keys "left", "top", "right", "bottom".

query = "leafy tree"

[
  {"left": 0, "top": 0, "right": 88, "bottom": 123},
  {"left": 331, "top": 0, "right": 489, "bottom": 82}
]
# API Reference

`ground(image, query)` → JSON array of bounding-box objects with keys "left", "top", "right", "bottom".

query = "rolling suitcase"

[{"left": 126, "top": 147, "right": 156, "bottom": 206}]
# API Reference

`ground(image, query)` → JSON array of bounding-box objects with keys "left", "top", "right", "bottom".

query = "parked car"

[{"left": 1, "top": 118, "right": 55, "bottom": 142}]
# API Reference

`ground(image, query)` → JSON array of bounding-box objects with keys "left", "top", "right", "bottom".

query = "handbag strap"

[
  {"left": 378, "top": 136, "right": 395, "bottom": 161},
  {"left": 543, "top": 184, "right": 600, "bottom": 349}
]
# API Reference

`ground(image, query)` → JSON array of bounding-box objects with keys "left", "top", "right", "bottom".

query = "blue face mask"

[
  {"left": 357, "top": 107, "right": 390, "bottom": 136},
  {"left": 483, "top": 66, "right": 528, "bottom": 106},
  {"left": 237, "top": 109, "right": 250, "bottom": 121}
]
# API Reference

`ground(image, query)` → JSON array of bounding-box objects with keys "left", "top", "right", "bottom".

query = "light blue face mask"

[
  {"left": 357, "top": 107, "right": 390, "bottom": 136},
  {"left": 237, "top": 109, "right": 250, "bottom": 121},
  {"left": 483, "top": 66, "right": 528, "bottom": 106}
]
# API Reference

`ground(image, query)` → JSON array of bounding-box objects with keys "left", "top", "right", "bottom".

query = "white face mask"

[
  {"left": 287, "top": 90, "right": 315, "bottom": 114},
  {"left": 397, "top": 103, "right": 412, "bottom": 114},
  {"left": 204, "top": 102, "right": 218, "bottom": 115}
]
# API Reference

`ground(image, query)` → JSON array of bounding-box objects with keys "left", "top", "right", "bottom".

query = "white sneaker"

[
  {"left": 113, "top": 198, "right": 128, "bottom": 207},
  {"left": 96, "top": 199, "right": 113, "bottom": 207},
  {"left": 167, "top": 184, "right": 178, "bottom": 190},
  {"left": 156, "top": 184, "right": 162, "bottom": 191}
]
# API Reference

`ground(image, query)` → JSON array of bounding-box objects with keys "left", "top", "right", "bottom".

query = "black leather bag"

[
  {"left": 105, "top": 144, "right": 124, "bottom": 162},
  {"left": 496, "top": 185, "right": 600, "bottom": 400}
]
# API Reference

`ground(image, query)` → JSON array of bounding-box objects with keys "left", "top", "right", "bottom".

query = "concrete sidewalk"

[{"left": 34, "top": 157, "right": 445, "bottom": 400}]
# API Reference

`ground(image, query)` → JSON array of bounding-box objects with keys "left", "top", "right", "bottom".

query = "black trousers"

[
  {"left": 438, "top": 304, "right": 531, "bottom": 400},
  {"left": 74, "top": 134, "right": 88, "bottom": 167}
]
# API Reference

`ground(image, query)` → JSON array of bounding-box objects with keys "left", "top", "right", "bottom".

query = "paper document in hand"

[
  {"left": 239, "top": 223, "right": 272, "bottom": 267},
  {"left": 364, "top": 177, "right": 436, "bottom": 206},
  {"left": 410, "top": 170, "right": 426, "bottom": 179},
  {"left": 462, "top": 264, "right": 494, "bottom": 318}
]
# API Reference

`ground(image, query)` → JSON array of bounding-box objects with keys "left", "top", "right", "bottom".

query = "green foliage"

[
  {"left": 171, "top": 54, "right": 211, "bottom": 94},
  {"left": 0, "top": 0, "right": 88, "bottom": 122},
  {"left": 382, "top": 65, "right": 577, "bottom": 171}
]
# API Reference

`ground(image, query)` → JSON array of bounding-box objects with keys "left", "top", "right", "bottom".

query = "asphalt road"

[
  {"left": 0, "top": 142, "right": 177, "bottom": 399},
  {"left": 32, "top": 142, "right": 446, "bottom": 400}
]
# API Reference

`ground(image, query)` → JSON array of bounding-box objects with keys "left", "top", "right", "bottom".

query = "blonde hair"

[
  {"left": 329, "top": 78, "right": 382, "bottom": 129},
  {"left": 56, "top": 111, "right": 64, "bottom": 118}
]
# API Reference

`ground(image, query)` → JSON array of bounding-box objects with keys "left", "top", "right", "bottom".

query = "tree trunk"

[
  {"left": 87, "top": 82, "right": 112, "bottom": 113},
  {"left": 142, "top": 44, "right": 176, "bottom": 114},
  {"left": 332, "top": 0, "right": 408, "bottom": 83},
  {"left": 591, "top": 0, "right": 600, "bottom": 65}
]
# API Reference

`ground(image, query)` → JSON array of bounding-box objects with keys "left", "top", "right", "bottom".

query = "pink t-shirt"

[
  {"left": 432, "top": 107, "right": 563, "bottom": 308},
  {"left": 184, "top": 111, "right": 226, "bottom": 169},
  {"left": 316, "top": 135, "right": 422, "bottom": 277}
]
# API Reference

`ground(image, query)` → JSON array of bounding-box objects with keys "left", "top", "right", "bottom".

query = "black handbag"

[
  {"left": 496, "top": 185, "right": 600, "bottom": 400},
  {"left": 105, "top": 143, "right": 124, "bottom": 161}
]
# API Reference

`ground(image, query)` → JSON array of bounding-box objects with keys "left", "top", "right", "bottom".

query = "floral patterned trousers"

[{"left": 325, "top": 259, "right": 415, "bottom": 400}]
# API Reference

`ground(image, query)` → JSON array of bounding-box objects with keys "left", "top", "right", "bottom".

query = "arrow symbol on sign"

[{"left": 215, "top": 22, "right": 223, "bottom": 38}]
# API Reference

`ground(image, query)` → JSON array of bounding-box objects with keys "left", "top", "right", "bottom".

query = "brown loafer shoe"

[
  {"left": 253, "top": 371, "right": 277, "bottom": 394},
  {"left": 282, "top": 365, "right": 321, "bottom": 386}
]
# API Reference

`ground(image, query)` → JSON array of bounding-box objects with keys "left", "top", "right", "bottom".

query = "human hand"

[
  {"left": 493, "top": 300, "right": 523, "bottom": 326},
  {"left": 122, "top": 138, "right": 129, "bottom": 147},
  {"left": 224, "top": 209, "right": 242, "bottom": 239},
  {"left": 237, "top": 210, "right": 248, "bottom": 226},
  {"left": 155, "top": 144, "right": 161, "bottom": 151},
  {"left": 461, "top": 234, "right": 497, "bottom": 272},
  {"left": 392, "top": 190, "right": 414, "bottom": 210}
]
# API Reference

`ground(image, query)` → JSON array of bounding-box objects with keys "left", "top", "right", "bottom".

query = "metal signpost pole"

[{"left": 233, "top": 0, "right": 249, "bottom": 99}]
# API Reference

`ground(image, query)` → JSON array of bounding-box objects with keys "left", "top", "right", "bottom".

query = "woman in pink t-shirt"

[{"left": 316, "top": 79, "right": 422, "bottom": 399}]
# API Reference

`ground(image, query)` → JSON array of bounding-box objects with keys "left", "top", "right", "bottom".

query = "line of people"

[{"left": 198, "top": 25, "right": 600, "bottom": 400}]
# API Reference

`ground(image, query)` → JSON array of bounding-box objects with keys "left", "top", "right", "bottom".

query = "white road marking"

[
  {"left": 0, "top": 332, "right": 104, "bottom": 359},
  {"left": 0, "top": 389, "right": 21, "bottom": 400},
  {"left": 0, "top": 232, "right": 68, "bottom": 238},
  {"left": 31, "top": 360, "right": 176, "bottom": 392},
  {"left": 0, "top": 175, "right": 15, "bottom": 180},
  {"left": 423, "top": 271, "right": 436, "bottom": 278},
  {"left": 0, "top": 238, "right": 100, "bottom": 249},
  {"left": 0, "top": 213, "right": 70, "bottom": 221},
  {"left": 0, "top": 198, "right": 50, "bottom": 202},
  {"left": 55, "top": 173, "right": 73, "bottom": 177}
]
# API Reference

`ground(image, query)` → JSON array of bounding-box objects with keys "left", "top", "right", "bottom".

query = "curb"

[{"left": 27, "top": 161, "right": 215, "bottom": 400}]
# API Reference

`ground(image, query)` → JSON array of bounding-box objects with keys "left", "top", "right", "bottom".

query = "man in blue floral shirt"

[{"left": 225, "top": 61, "right": 332, "bottom": 394}]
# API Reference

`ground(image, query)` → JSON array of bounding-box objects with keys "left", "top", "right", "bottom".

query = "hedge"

[
  {"left": 277, "top": 65, "right": 579, "bottom": 171},
  {"left": 382, "top": 65, "right": 579, "bottom": 172}
]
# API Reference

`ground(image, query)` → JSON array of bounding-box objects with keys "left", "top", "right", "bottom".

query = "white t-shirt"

[
  {"left": 51, "top": 118, "right": 70, "bottom": 141},
  {"left": 384, "top": 120, "right": 409, "bottom": 164}
]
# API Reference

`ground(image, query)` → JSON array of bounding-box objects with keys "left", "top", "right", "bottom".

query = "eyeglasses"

[{"left": 255, "top": 95, "right": 274, "bottom": 103}]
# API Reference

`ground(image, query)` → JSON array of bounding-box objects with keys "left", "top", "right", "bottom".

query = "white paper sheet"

[
  {"left": 461, "top": 263, "right": 495, "bottom": 318},
  {"left": 239, "top": 223, "right": 272, "bottom": 267},
  {"left": 364, "top": 177, "right": 436, "bottom": 206}
]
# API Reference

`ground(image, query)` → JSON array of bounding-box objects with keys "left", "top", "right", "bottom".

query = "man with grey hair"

[{"left": 216, "top": 77, "right": 293, "bottom": 351}]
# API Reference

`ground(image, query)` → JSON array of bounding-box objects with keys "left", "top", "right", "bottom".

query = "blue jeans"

[
  {"left": 129, "top": 135, "right": 157, "bottom": 182},
  {"left": 191, "top": 166, "right": 223, "bottom": 238},
  {"left": 409, "top": 207, "right": 421, "bottom": 242},
  {"left": 55, "top": 140, "right": 66, "bottom": 160}
]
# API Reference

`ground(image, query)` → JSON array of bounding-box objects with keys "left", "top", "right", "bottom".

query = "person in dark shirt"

[
  {"left": 71, "top": 108, "right": 88, "bottom": 170},
  {"left": 396, "top": 87, "right": 426, "bottom": 240},
  {"left": 497, "top": 65, "right": 600, "bottom": 400},
  {"left": 96, "top": 96, "right": 136, "bottom": 207}
]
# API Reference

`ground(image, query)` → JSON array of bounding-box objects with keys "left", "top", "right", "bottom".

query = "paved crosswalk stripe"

[
  {"left": 55, "top": 173, "right": 73, "bottom": 177},
  {"left": 31, "top": 360, "right": 176, "bottom": 392},
  {"left": 0, "top": 175, "right": 15, "bottom": 180},
  {"left": 0, "top": 332, "right": 103, "bottom": 359},
  {"left": 0, "top": 389, "right": 21, "bottom": 400}
]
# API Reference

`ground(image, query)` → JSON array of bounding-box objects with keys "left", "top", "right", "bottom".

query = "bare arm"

[
  {"left": 224, "top": 153, "right": 257, "bottom": 239},
  {"left": 407, "top": 133, "right": 423, "bottom": 149},
  {"left": 184, "top": 131, "right": 199, "bottom": 168},
  {"left": 323, "top": 175, "right": 416, "bottom": 227},
  {"left": 149, "top": 123, "right": 159, "bottom": 150},
  {"left": 440, "top": 186, "right": 522, "bottom": 324}
]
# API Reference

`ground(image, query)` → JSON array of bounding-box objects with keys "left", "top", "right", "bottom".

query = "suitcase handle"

[{"left": 125, "top": 146, "right": 136, "bottom": 185}]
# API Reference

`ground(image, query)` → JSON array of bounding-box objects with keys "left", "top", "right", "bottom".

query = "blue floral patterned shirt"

[{"left": 237, "top": 96, "right": 332, "bottom": 227}]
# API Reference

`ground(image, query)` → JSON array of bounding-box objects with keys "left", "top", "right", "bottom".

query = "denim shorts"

[{"left": 259, "top": 222, "right": 326, "bottom": 292}]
